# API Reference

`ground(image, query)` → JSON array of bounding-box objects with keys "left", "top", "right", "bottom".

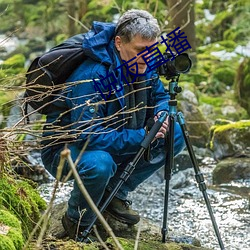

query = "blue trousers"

[{"left": 41, "top": 123, "right": 185, "bottom": 226}]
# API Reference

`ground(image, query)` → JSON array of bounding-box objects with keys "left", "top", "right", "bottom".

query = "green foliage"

[{"left": 196, "top": 0, "right": 250, "bottom": 47}]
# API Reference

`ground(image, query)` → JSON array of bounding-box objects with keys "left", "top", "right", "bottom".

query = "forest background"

[
  {"left": 0, "top": 1, "right": 250, "bottom": 249},
  {"left": 0, "top": 0, "right": 250, "bottom": 126}
]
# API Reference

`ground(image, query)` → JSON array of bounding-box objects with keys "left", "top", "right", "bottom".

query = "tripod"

[
  {"left": 82, "top": 77, "right": 225, "bottom": 249},
  {"left": 161, "top": 77, "right": 225, "bottom": 249},
  {"left": 81, "top": 111, "right": 168, "bottom": 240}
]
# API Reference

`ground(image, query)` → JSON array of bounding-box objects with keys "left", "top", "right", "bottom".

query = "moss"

[
  {"left": 1, "top": 54, "right": 25, "bottom": 69},
  {"left": 0, "top": 54, "right": 26, "bottom": 86},
  {"left": 199, "top": 95, "right": 224, "bottom": 107},
  {"left": 213, "top": 67, "right": 235, "bottom": 86},
  {"left": 217, "top": 40, "right": 237, "bottom": 52},
  {"left": 0, "top": 209, "right": 24, "bottom": 249},
  {"left": 7, "top": 228, "right": 24, "bottom": 249},
  {"left": 0, "top": 209, "right": 21, "bottom": 229},
  {"left": 106, "top": 237, "right": 209, "bottom": 250},
  {"left": 213, "top": 120, "right": 250, "bottom": 133},
  {"left": 0, "top": 235, "right": 16, "bottom": 250},
  {"left": 0, "top": 174, "right": 47, "bottom": 239}
]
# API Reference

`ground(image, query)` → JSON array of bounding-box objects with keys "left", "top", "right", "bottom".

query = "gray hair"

[{"left": 115, "top": 9, "right": 160, "bottom": 43}]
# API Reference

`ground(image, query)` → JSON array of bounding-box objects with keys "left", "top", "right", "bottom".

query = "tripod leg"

[
  {"left": 162, "top": 114, "right": 175, "bottom": 243},
  {"left": 177, "top": 112, "right": 225, "bottom": 250}
]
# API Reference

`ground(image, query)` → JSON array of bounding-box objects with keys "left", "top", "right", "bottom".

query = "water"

[{"left": 38, "top": 157, "right": 250, "bottom": 250}]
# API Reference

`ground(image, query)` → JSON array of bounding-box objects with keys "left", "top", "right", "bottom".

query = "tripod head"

[{"left": 168, "top": 76, "right": 182, "bottom": 100}]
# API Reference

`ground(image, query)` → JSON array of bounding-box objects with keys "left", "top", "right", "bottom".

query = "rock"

[
  {"left": 170, "top": 168, "right": 193, "bottom": 189},
  {"left": 209, "top": 120, "right": 250, "bottom": 160},
  {"left": 213, "top": 157, "right": 250, "bottom": 184},
  {"left": 181, "top": 89, "right": 199, "bottom": 105},
  {"left": 44, "top": 202, "right": 211, "bottom": 250},
  {"left": 179, "top": 100, "right": 211, "bottom": 148}
]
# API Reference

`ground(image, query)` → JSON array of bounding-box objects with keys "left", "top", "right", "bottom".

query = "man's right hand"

[{"left": 154, "top": 112, "right": 169, "bottom": 139}]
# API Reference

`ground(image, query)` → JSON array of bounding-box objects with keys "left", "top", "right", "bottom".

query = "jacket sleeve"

[{"left": 65, "top": 63, "right": 146, "bottom": 156}]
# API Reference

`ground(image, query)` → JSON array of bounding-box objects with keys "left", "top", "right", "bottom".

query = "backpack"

[{"left": 24, "top": 34, "right": 87, "bottom": 115}]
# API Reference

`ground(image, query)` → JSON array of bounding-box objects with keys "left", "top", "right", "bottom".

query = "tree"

[{"left": 166, "top": 0, "right": 196, "bottom": 62}]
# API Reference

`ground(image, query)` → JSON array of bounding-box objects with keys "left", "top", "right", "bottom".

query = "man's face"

[{"left": 115, "top": 35, "right": 157, "bottom": 74}]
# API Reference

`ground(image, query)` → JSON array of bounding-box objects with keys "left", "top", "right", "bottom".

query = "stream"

[{"left": 38, "top": 155, "right": 250, "bottom": 250}]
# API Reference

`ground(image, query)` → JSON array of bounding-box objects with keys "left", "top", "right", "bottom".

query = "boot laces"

[{"left": 123, "top": 200, "right": 132, "bottom": 209}]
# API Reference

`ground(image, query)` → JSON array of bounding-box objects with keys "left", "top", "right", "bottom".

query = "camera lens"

[{"left": 174, "top": 53, "right": 192, "bottom": 73}]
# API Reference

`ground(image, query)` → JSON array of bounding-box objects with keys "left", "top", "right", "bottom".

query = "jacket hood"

[{"left": 82, "top": 21, "right": 116, "bottom": 65}]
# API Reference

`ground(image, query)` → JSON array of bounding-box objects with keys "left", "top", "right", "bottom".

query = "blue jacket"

[{"left": 44, "top": 21, "right": 170, "bottom": 156}]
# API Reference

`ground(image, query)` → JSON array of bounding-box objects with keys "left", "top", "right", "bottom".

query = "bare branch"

[{"left": 63, "top": 148, "right": 124, "bottom": 250}]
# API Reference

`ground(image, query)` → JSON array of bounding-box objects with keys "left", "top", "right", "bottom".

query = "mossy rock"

[
  {"left": 0, "top": 209, "right": 24, "bottom": 250},
  {"left": 213, "top": 157, "right": 250, "bottom": 184},
  {"left": 199, "top": 92, "right": 248, "bottom": 122},
  {"left": 0, "top": 174, "right": 47, "bottom": 239},
  {"left": 106, "top": 237, "right": 210, "bottom": 250},
  {"left": 209, "top": 120, "right": 250, "bottom": 160},
  {"left": 28, "top": 237, "right": 211, "bottom": 250}
]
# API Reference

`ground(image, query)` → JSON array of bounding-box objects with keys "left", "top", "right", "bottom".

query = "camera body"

[{"left": 157, "top": 53, "right": 192, "bottom": 79}]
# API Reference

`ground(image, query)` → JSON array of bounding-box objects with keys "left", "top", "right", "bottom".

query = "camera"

[{"left": 157, "top": 52, "right": 192, "bottom": 79}]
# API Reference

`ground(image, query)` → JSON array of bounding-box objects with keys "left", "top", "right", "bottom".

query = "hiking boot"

[
  {"left": 105, "top": 196, "right": 140, "bottom": 225},
  {"left": 61, "top": 213, "right": 97, "bottom": 243}
]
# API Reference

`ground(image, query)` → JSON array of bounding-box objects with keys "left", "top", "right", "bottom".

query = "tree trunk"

[
  {"left": 167, "top": 0, "right": 196, "bottom": 62},
  {"left": 67, "top": 0, "right": 76, "bottom": 36},
  {"left": 78, "top": 0, "right": 88, "bottom": 20}
]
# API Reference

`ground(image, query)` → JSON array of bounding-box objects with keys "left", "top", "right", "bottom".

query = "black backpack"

[{"left": 24, "top": 34, "right": 87, "bottom": 115}]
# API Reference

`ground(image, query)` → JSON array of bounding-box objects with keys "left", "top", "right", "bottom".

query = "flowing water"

[{"left": 38, "top": 156, "right": 250, "bottom": 250}]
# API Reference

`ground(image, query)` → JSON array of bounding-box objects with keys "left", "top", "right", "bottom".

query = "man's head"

[{"left": 115, "top": 9, "right": 160, "bottom": 74}]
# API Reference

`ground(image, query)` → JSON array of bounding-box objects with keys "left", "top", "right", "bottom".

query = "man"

[{"left": 41, "top": 9, "right": 185, "bottom": 241}]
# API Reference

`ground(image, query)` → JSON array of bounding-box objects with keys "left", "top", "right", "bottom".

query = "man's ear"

[{"left": 115, "top": 36, "right": 122, "bottom": 51}]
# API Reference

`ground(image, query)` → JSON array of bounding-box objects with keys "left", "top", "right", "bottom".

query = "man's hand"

[{"left": 154, "top": 111, "right": 169, "bottom": 139}]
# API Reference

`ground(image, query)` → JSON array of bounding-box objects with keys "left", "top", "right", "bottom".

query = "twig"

[
  {"left": 93, "top": 225, "right": 110, "bottom": 250},
  {"left": 68, "top": 14, "right": 90, "bottom": 31},
  {"left": 61, "top": 148, "right": 124, "bottom": 250},
  {"left": 134, "top": 220, "right": 142, "bottom": 250}
]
